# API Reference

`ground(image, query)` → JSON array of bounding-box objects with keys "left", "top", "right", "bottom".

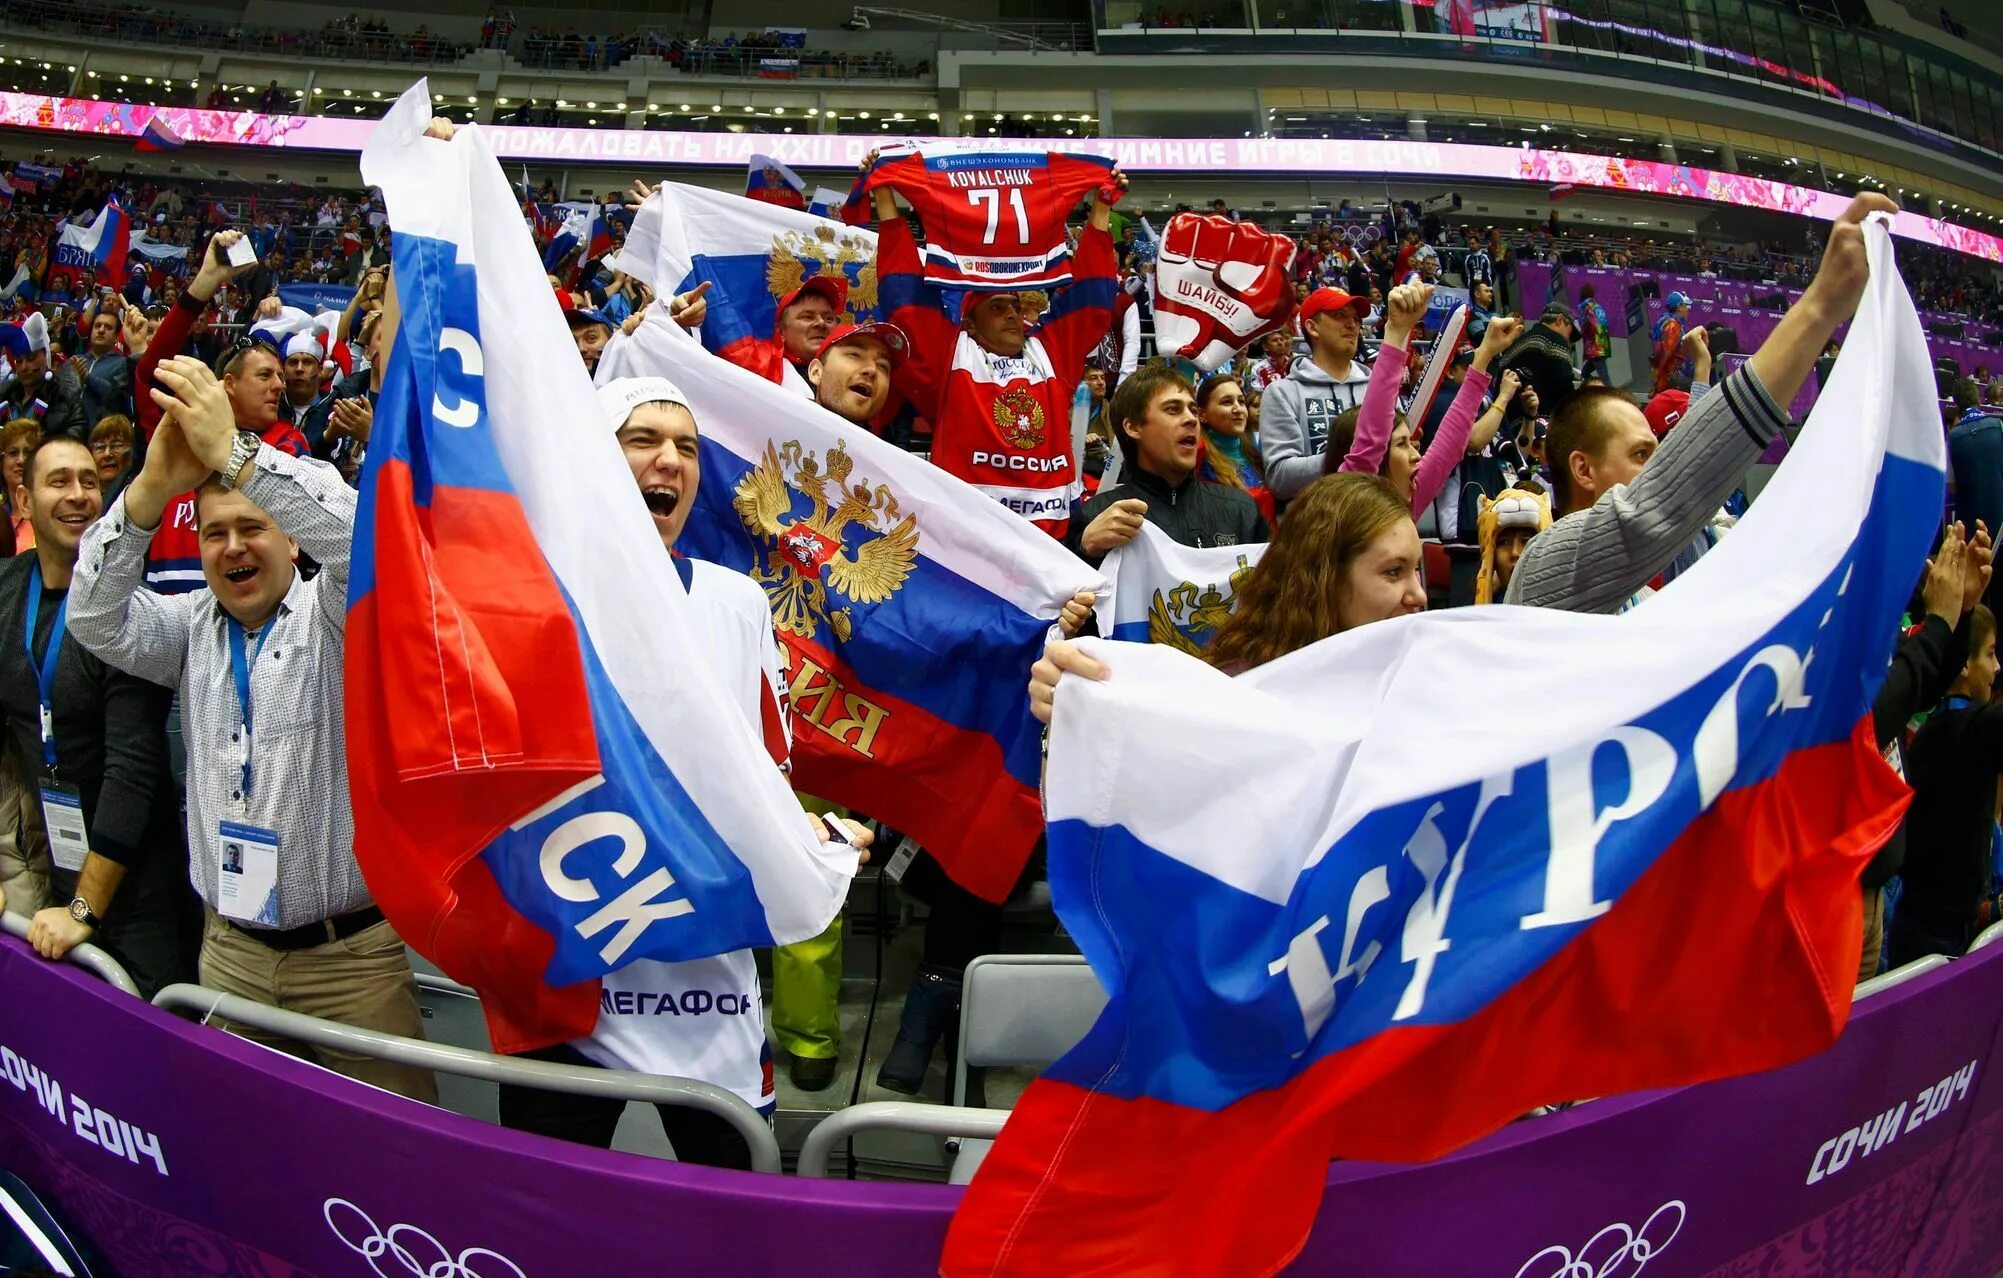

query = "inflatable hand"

[{"left": 1150, "top": 214, "right": 1298, "bottom": 373}]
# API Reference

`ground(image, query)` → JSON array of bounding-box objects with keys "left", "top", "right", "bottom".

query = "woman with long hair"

[
  {"left": 1031, "top": 473, "right": 1424, "bottom": 716},
  {"left": 1195, "top": 373, "right": 1273, "bottom": 525}
]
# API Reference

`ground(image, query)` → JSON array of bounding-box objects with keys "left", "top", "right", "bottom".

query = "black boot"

[{"left": 876, "top": 963, "right": 962, "bottom": 1095}]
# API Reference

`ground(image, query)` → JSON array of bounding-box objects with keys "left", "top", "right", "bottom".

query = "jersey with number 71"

[{"left": 845, "top": 148, "right": 1117, "bottom": 290}]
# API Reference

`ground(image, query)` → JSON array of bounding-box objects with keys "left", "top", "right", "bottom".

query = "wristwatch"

[
  {"left": 217, "top": 430, "right": 259, "bottom": 490},
  {"left": 68, "top": 896, "right": 100, "bottom": 929}
]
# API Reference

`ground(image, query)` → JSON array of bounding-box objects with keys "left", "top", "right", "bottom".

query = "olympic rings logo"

[
  {"left": 1514, "top": 1200, "right": 1686, "bottom": 1278},
  {"left": 324, "top": 1198, "right": 528, "bottom": 1278}
]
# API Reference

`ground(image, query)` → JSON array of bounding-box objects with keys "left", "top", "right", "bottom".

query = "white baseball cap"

[{"left": 597, "top": 376, "right": 691, "bottom": 432}]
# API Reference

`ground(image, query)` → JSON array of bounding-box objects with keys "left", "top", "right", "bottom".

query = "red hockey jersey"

[
  {"left": 848, "top": 149, "right": 1116, "bottom": 290},
  {"left": 879, "top": 216, "right": 1116, "bottom": 536}
]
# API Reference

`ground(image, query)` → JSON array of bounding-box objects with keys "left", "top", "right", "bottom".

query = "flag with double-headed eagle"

[
  {"left": 598, "top": 308, "right": 1104, "bottom": 905},
  {"left": 1096, "top": 524, "right": 1265, "bottom": 656},
  {"left": 618, "top": 181, "right": 883, "bottom": 377}
]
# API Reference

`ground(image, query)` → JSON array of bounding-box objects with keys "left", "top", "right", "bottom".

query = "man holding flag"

[{"left": 346, "top": 91, "right": 858, "bottom": 1122}]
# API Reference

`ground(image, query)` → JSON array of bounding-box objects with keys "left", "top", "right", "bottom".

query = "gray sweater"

[
  {"left": 1505, "top": 366, "right": 1788, "bottom": 613},
  {"left": 1259, "top": 356, "right": 1373, "bottom": 501}
]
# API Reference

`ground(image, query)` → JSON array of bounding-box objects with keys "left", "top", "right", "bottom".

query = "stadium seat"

[{"left": 947, "top": 954, "right": 1107, "bottom": 1184}]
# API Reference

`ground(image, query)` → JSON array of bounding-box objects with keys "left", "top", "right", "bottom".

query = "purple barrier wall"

[{"left": 2, "top": 934, "right": 2002, "bottom": 1277}]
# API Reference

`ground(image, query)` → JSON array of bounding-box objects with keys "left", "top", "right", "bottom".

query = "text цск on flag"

[
  {"left": 945, "top": 217, "right": 1938, "bottom": 1277},
  {"left": 597, "top": 298, "right": 1104, "bottom": 905},
  {"left": 348, "top": 82, "right": 853, "bottom": 1055}
]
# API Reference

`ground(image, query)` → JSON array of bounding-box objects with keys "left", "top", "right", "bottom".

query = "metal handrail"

[
  {"left": 415, "top": 969, "right": 479, "bottom": 998},
  {"left": 796, "top": 1101, "right": 1009, "bottom": 1178},
  {"left": 1856, "top": 953, "right": 1952, "bottom": 1000},
  {"left": 1970, "top": 920, "right": 2003, "bottom": 952},
  {"left": 150, "top": 982, "right": 783, "bottom": 1173},
  {"left": 1, "top": 906, "right": 142, "bottom": 997}
]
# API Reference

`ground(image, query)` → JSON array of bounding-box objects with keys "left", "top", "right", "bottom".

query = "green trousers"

[
  {"left": 772, "top": 914, "right": 844, "bottom": 1059},
  {"left": 774, "top": 793, "right": 846, "bottom": 1060}
]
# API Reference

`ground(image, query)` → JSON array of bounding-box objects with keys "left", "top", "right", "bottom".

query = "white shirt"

[{"left": 571, "top": 560, "right": 790, "bottom": 1111}]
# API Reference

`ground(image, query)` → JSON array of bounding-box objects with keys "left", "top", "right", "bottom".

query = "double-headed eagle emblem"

[
  {"left": 1147, "top": 554, "right": 1255, "bottom": 655},
  {"left": 733, "top": 438, "right": 919, "bottom": 643},
  {"left": 767, "top": 224, "right": 878, "bottom": 320}
]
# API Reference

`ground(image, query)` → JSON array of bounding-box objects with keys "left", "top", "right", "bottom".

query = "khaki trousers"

[
  {"left": 1858, "top": 887, "right": 1886, "bottom": 985},
  {"left": 198, "top": 910, "right": 439, "bottom": 1104}
]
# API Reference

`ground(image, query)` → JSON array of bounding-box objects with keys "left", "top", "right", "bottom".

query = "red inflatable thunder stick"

[{"left": 1150, "top": 214, "right": 1299, "bottom": 372}]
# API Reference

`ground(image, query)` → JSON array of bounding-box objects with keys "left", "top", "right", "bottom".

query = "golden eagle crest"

[
  {"left": 732, "top": 437, "right": 918, "bottom": 643},
  {"left": 766, "top": 223, "right": 879, "bottom": 321},
  {"left": 992, "top": 387, "right": 1046, "bottom": 451},
  {"left": 1147, "top": 554, "right": 1255, "bottom": 655}
]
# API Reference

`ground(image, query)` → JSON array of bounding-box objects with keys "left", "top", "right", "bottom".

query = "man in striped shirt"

[{"left": 1507, "top": 194, "right": 1893, "bottom": 613}]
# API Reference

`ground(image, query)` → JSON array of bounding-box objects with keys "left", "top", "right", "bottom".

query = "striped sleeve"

[{"left": 1505, "top": 365, "right": 1787, "bottom": 614}]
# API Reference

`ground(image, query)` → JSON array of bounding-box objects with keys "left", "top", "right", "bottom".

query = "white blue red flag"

[
  {"left": 597, "top": 310, "right": 1104, "bottom": 905},
  {"left": 51, "top": 197, "right": 129, "bottom": 281},
  {"left": 134, "top": 114, "right": 185, "bottom": 153},
  {"left": 744, "top": 154, "right": 807, "bottom": 210},
  {"left": 620, "top": 181, "right": 882, "bottom": 376},
  {"left": 540, "top": 199, "right": 609, "bottom": 272},
  {"left": 348, "top": 83, "right": 854, "bottom": 1055},
  {"left": 946, "top": 217, "right": 1938, "bottom": 1275},
  {"left": 1095, "top": 524, "right": 1264, "bottom": 652}
]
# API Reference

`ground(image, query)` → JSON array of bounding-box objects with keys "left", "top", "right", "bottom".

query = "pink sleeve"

[
  {"left": 1410, "top": 368, "right": 1492, "bottom": 514},
  {"left": 1337, "top": 341, "right": 1411, "bottom": 476}
]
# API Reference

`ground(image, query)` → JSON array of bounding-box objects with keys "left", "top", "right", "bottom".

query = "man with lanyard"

[
  {"left": 0, "top": 313, "right": 87, "bottom": 440},
  {"left": 68, "top": 352, "right": 437, "bottom": 1103},
  {"left": 496, "top": 376, "right": 871, "bottom": 1157},
  {"left": 0, "top": 435, "right": 194, "bottom": 997}
]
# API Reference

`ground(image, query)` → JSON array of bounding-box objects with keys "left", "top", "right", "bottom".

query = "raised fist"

[{"left": 1151, "top": 214, "right": 1298, "bottom": 373}]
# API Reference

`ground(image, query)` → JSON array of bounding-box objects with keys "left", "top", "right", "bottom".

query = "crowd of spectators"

[
  {"left": 0, "top": 138, "right": 1998, "bottom": 1182},
  {"left": 0, "top": 0, "right": 469, "bottom": 64}
]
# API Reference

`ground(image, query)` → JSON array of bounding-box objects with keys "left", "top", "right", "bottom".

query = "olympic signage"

[
  {"left": 0, "top": 87, "right": 1998, "bottom": 264},
  {"left": 2, "top": 934, "right": 2002, "bottom": 1275}
]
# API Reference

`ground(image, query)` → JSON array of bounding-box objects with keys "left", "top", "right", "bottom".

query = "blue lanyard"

[
  {"left": 227, "top": 617, "right": 272, "bottom": 797},
  {"left": 1946, "top": 696, "right": 1975, "bottom": 712},
  {"left": 23, "top": 583, "right": 65, "bottom": 770}
]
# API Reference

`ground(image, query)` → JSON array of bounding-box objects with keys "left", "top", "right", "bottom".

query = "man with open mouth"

[{"left": 491, "top": 375, "right": 873, "bottom": 1160}]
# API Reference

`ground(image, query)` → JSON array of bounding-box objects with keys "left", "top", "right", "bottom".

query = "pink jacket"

[{"left": 1338, "top": 339, "right": 1492, "bottom": 514}]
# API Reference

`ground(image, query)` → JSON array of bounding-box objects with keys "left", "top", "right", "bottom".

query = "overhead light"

[
  {"left": 144, "top": 76, "right": 153, "bottom": 84},
  {"left": 498, "top": 96, "right": 509, "bottom": 105},
  {"left": 468, "top": 95, "right": 478, "bottom": 104},
  {"left": 1539, "top": 123, "right": 1549, "bottom": 131},
  {"left": 588, "top": 117, "right": 598, "bottom": 125},
  {"left": 680, "top": 103, "right": 690, "bottom": 111},
  {"left": 807, "top": 106, "right": 819, "bottom": 116},
  {"left": 860, "top": 110, "right": 870, "bottom": 118},
  {"left": 773, "top": 106, "right": 784, "bottom": 114},
  {"left": 928, "top": 111, "right": 938, "bottom": 121},
  {"left": 372, "top": 90, "right": 382, "bottom": 98},
  {"left": 119, "top": 73, "right": 127, "bottom": 82},
  {"left": 963, "top": 112, "right": 974, "bottom": 120},
  {"left": 343, "top": 88, "right": 353, "bottom": 96},
  {"left": 585, "top": 101, "right": 596, "bottom": 108},
  {"left": 311, "top": 86, "right": 322, "bottom": 95},
  {"left": 711, "top": 104, "right": 721, "bottom": 111}
]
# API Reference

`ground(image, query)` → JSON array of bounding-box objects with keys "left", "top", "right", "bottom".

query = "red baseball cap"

[
  {"left": 777, "top": 274, "right": 848, "bottom": 320},
  {"left": 1643, "top": 389, "right": 1690, "bottom": 438},
  {"left": 1300, "top": 288, "right": 1369, "bottom": 326},
  {"left": 813, "top": 320, "right": 909, "bottom": 369}
]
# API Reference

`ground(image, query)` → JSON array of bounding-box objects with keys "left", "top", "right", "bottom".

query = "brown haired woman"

[{"left": 1030, "top": 472, "right": 1423, "bottom": 716}]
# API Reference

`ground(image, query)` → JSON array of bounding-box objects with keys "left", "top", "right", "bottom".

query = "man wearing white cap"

[
  {"left": 276, "top": 330, "right": 337, "bottom": 449},
  {"left": 494, "top": 376, "right": 873, "bottom": 1160},
  {"left": 0, "top": 313, "right": 88, "bottom": 440}
]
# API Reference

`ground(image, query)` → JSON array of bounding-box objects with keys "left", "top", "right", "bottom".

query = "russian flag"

[
  {"left": 1095, "top": 523, "right": 1264, "bottom": 651},
  {"left": 51, "top": 197, "right": 129, "bottom": 283},
  {"left": 745, "top": 154, "right": 807, "bottom": 211},
  {"left": 620, "top": 181, "right": 887, "bottom": 374},
  {"left": 541, "top": 200, "right": 608, "bottom": 273},
  {"left": 597, "top": 309, "right": 1104, "bottom": 905},
  {"left": 349, "top": 82, "right": 854, "bottom": 1054},
  {"left": 945, "top": 217, "right": 1941, "bottom": 1276},
  {"left": 134, "top": 113, "right": 185, "bottom": 153}
]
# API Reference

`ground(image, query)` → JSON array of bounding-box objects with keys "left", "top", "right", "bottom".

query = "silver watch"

[{"left": 217, "top": 430, "right": 259, "bottom": 490}]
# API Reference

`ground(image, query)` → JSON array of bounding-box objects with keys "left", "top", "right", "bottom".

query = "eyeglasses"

[
  {"left": 215, "top": 334, "right": 282, "bottom": 376},
  {"left": 1, "top": 447, "right": 34, "bottom": 462}
]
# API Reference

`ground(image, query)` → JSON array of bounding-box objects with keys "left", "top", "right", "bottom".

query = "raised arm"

[
  {"left": 873, "top": 190, "right": 956, "bottom": 421},
  {"left": 1339, "top": 283, "right": 1430, "bottom": 476},
  {"left": 1410, "top": 316, "right": 1520, "bottom": 512}
]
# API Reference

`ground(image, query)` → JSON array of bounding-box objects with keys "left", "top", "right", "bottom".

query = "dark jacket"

[
  {"left": 1068, "top": 466, "right": 1269, "bottom": 568},
  {"left": 75, "top": 349, "right": 134, "bottom": 428},
  {"left": 0, "top": 553, "right": 180, "bottom": 873},
  {"left": 1497, "top": 322, "right": 1579, "bottom": 419},
  {"left": 1865, "top": 614, "right": 1970, "bottom": 889},
  {"left": 0, "top": 370, "right": 88, "bottom": 440},
  {"left": 1900, "top": 689, "right": 2003, "bottom": 934}
]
